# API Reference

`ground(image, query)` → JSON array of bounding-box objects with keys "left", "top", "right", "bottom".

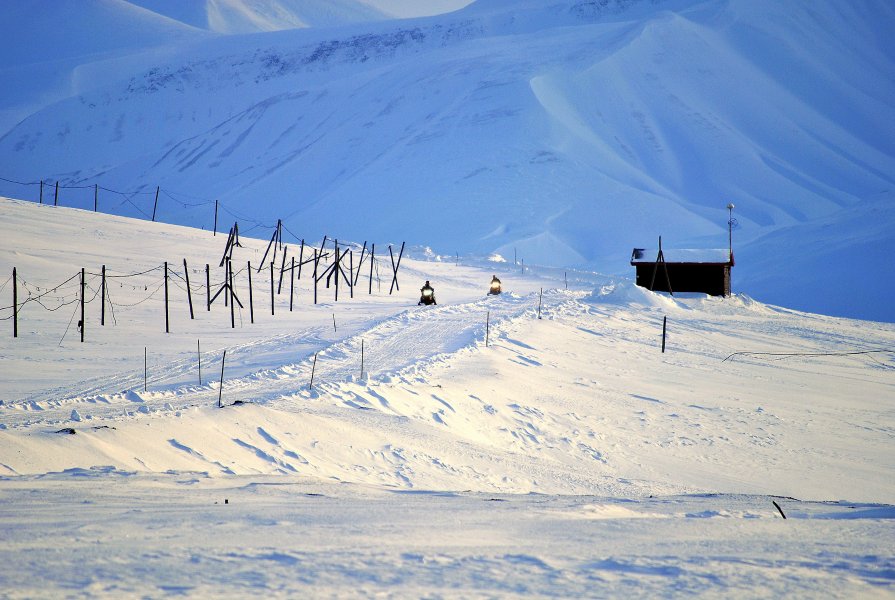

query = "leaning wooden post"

[
  {"left": 661, "top": 316, "right": 667, "bottom": 353},
  {"left": 290, "top": 257, "right": 295, "bottom": 312},
  {"left": 218, "top": 350, "right": 227, "bottom": 408},
  {"left": 183, "top": 259, "right": 195, "bottom": 320},
  {"left": 205, "top": 264, "right": 211, "bottom": 311},
  {"left": 277, "top": 245, "right": 288, "bottom": 294},
  {"left": 12, "top": 267, "right": 17, "bottom": 338},
  {"left": 297, "top": 240, "right": 305, "bottom": 281},
  {"left": 164, "top": 261, "right": 169, "bottom": 333},
  {"left": 269, "top": 262, "right": 275, "bottom": 316},
  {"left": 80, "top": 267, "right": 85, "bottom": 342},
  {"left": 101, "top": 265, "right": 106, "bottom": 326},
  {"left": 94, "top": 184, "right": 98, "bottom": 212},
  {"left": 388, "top": 242, "right": 405, "bottom": 295},
  {"left": 54, "top": 181, "right": 59, "bottom": 206},
  {"left": 213, "top": 200, "right": 218, "bottom": 236},
  {"left": 152, "top": 186, "right": 159, "bottom": 222},
  {"left": 247, "top": 261, "right": 254, "bottom": 324}
]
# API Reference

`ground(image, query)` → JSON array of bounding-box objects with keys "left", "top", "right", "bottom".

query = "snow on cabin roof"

[{"left": 630, "top": 248, "right": 732, "bottom": 264}]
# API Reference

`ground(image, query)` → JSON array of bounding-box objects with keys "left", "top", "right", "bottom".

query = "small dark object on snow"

[
  {"left": 488, "top": 275, "right": 502, "bottom": 295},
  {"left": 772, "top": 500, "right": 786, "bottom": 519},
  {"left": 418, "top": 281, "right": 436, "bottom": 305},
  {"left": 55, "top": 428, "right": 76, "bottom": 435},
  {"left": 225, "top": 499, "right": 229, "bottom": 504}
]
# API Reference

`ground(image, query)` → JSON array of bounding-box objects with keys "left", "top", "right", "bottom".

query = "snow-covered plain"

[
  {"left": 0, "top": 0, "right": 893, "bottom": 321},
  {"left": 1, "top": 197, "right": 893, "bottom": 597}
]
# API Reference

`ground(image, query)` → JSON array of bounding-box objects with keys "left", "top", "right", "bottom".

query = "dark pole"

[
  {"left": 152, "top": 186, "right": 159, "bottom": 222},
  {"left": 164, "top": 261, "right": 169, "bottom": 333},
  {"left": 290, "top": 257, "right": 295, "bottom": 312},
  {"left": 205, "top": 264, "right": 211, "bottom": 311},
  {"left": 369, "top": 244, "right": 375, "bottom": 295},
  {"left": 101, "top": 265, "right": 106, "bottom": 326},
  {"left": 538, "top": 288, "right": 542, "bottom": 319},
  {"left": 228, "top": 259, "right": 235, "bottom": 329},
  {"left": 661, "top": 316, "right": 667, "bottom": 353},
  {"left": 184, "top": 259, "right": 194, "bottom": 320},
  {"left": 94, "top": 184, "right": 98, "bottom": 212},
  {"left": 80, "top": 267, "right": 85, "bottom": 342},
  {"left": 12, "top": 268, "right": 17, "bottom": 338},
  {"left": 39, "top": 181, "right": 43, "bottom": 204},
  {"left": 297, "top": 240, "right": 305, "bottom": 280},
  {"left": 278, "top": 245, "right": 288, "bottom": 294},
  {"left": 247, "top": 261, "right": 254, "bottom": 324},
  {"left": 486, "top": 311, "right": 490, "bottom": 347},
  {"left": 349, "top": 250, "right": 354, "bottom": 299},
  {"left": 218, "top": 350, "right": 226, "bottom": 408},
  {"left": 270, "top": 262, "right": 275, "bottom": 316},
  {"left": 213, "top": 200, "right": 218, "bottom": 236},
  {"left": 313, "top": 249, "right": 319, "bottom": 305},
  {"left": 309, "top": 352, "right": 318, "bottom": 390},
  {"left": 334, "top": 245, "right": 340, "bottom": 302},
  {"left": 54, "top": 181, "right": 59, "bottom": 206}
]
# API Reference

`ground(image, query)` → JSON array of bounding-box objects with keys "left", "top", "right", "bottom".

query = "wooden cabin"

[{"left": 631, "top": 247, "right": 734, "bottom": 296}]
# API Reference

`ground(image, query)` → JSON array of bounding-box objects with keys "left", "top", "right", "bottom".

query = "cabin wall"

[{"left": 634, "top": 264, "right": 731, "bottom": 296}]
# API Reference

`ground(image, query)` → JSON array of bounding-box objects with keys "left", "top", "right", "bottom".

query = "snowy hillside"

[
  {"left": 1, "top": 197, "right": 894, "bottom": 595},
  {"left": 1, "top": 0, "right": 893, "bottom": 321}
]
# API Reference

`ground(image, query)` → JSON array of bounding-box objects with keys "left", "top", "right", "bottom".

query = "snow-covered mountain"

[{"left": 1, "top": 0, "right": 893, "bottom": 321}]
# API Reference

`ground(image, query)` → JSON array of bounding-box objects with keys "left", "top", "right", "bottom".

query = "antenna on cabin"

[{"left": 727, "top": 203, "right": 736, "bottom": 259}]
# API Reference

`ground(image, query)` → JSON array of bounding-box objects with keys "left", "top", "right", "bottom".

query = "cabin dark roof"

[{"left": 631, "top": 248, "right": 732, "bottom": 265}]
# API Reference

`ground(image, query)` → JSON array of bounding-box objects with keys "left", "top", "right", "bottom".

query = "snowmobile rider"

[
  {"left": 419, "top": 280, "right": 436, "bottom": 305},
  {"left": 488, "top": 275, "right": 502, "bottom": 295}
]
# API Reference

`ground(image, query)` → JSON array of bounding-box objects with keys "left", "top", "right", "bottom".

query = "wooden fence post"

[
  {"left": 184, "top": 259, "right": 194, "bottom": 320},
  {"left": 369, "top": 244, "right": 375, "bottom": 295},
  {"left": 164, "top": 261, "right": 169, "bottom": 333},
  {"left": 101, "top": 265, "right": 106, "bottom": 326},
  {"left": 290, "top": 257, "right": 295, "bottom": 312},
  {"left": 12, "top": 267, "right": 17, "bottom": 338},
  {"left": 309, "top": 352, "right": 318, "bottom": 390},
  {"left": 94, "top": 184, "right": 98, "bottom": 212},
  {"left": 277, "top": 245, "right": 288, "bottom": 294},
  {"left": 80, "top": 268, "right": 85, "bottom": 342},
  {"left": 228, "top": 259, "right": 235, "bottom": 329},
  {"left": 218, "top": 350, "right": 226, "bottom": 408},
  {"left": 486, "top": 310, "right": 490, "bottom": 347},
  {"left": 206, "top": 264, "right": 211, "bottom": 311},
  {"left": 247, "top": 260, "right": 254, "bottom": 324},
  {"left": 213, "top": 200, "right": 218, "bottom": 236},
  {"left": 152, "top": 186, "right": 159, "bottom": 222},
  {"left": 270, "top": 261, "right": 275, "bottom": 316},
  {"left": 661, "top": 316, "right": 667, "bottom": 353},
  {"left": 54, "top": 181, "right": 59, "bottom": 206},
  {"left": 39, "top": 181, "right": 43, "bottom": 204},
  {"left": 349, "top": 250, "right": 354, "bottom": 299}
]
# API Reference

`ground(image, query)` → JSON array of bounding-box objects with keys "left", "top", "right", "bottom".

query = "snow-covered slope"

[
  {"left": 0, "top": 0, "right": 893, "bottom": 322},
  {"left": 1, "top": 197, "right": 894, "bottom": 596}
]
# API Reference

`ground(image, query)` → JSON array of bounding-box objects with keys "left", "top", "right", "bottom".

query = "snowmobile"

[
  {"left": 488, "top": 276, "right": 502, "bottom": 295},
  {"left": 418, "top": 281, "right": 436, "bottom": 305}
]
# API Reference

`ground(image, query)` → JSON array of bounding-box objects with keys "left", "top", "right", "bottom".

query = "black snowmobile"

[
  {"left": 488, "top": 275, "right": 502, "bottom": 295},
  {"left": 418, "top": 281, "right": 436, "bottom": 305}
]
